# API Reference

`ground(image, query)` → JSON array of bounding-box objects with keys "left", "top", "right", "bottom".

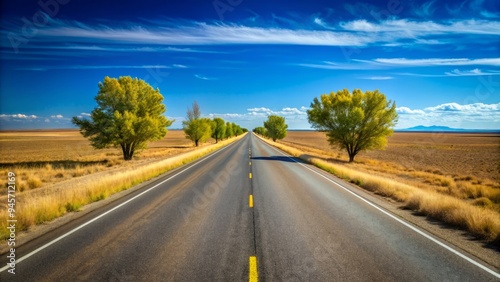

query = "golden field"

[
  {"left": 283, "top": 131, "right": 499, "bottom": 182},
  {"left": 0, "top": 130, "right": 194, "bottom": 193},
  {"left": 0, "top": 129, "right": 242, "bottom": 240},
  {"left": 270, "top": 131, "right": 500, "bottom": 242}
]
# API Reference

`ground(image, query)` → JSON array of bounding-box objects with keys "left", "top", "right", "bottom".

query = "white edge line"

[
  {"left": 0, "top": 138, "right": 242, "bottom": 273},
  {"left": 261, "top": 138, "right": 500, "bottom": 278}
]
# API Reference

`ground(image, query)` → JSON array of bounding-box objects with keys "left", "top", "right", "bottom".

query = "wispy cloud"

[
  {"left": 194, "top": 74, "right": 217, "bottom": 80},
  {"left": 340, "top": 19, "right": 500, "bottom": 35},
  {"left": 412, "top": 0, "right": 438, "bottom": 18},
  {"left": 16, "top": 64, "right": 175, "bottom": 71},
  {"left": 296, "top": 61, "right": 379, "bottom": 70},
  {"left": 398, "top": 69, "right": 500, "bottom": 77},
  {"left": 313, "top": 17, "right": 336, "bottom": 30},
  {"left": 369, "top": 58, "right": 500, "bottom": 67},
  {"left": 445, "top": 68, "right": 500, "bottom": 76},
  {"left": 173, "top": 64, "right": 188, "bottom": 68},
  {"left": 359, "top": 76, "right": 394, "bottom": 80},
  {"left": 4, "top": 16, "right": 498, "bottom": 50},
  {"left": 447, "top": 0, "right": 500, "bottom": 19},
  {"left": 297, "top": 58, "right": 500, "bottom": 72},
  {"left": 38, "top": 45, "right": 223, "bottom": 53}
]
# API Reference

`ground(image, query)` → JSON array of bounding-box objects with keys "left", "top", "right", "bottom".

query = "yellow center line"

[
  {"left": 249, "top": 256, "right": 258, "bottom": 282},
  {"left": 249, "top": 194, "right": 254, "bottom": 208},
  {"left": 249, "top": 172, "right": 252, "bottom": 179},
  {"left": 249, "top": 161, "right": 252, "bottom": 166}
]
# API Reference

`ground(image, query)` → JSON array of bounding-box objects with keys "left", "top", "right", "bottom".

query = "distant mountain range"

[{"left": 398, "top": 125, "right": 499, "bottom": 133}]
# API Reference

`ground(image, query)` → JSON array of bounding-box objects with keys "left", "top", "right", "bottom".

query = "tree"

[
  {"left": 264, "top": 115, "right": 288, "bottom": 142},
  {"left": 307, "top": 89, "right": 398, "bottom": 162},
  {"left": 232, "top": 122, "right": 243, "bottom": 136},
  {"left": 183, "top": 101, "right": 212, "bottom": 146},
  {"left": 225, "top": 122, "right": 233, "bottom": 139},
  {"left": 253, "top": 126, "right": 267, "bottom": 137},
  {"left": 211, "top": 117, "right": 226, "bottom": 143},
  {"left": 72, "top": 76, "right": 173, "bottom": 161}
]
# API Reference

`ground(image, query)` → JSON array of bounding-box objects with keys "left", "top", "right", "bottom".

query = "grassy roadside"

[
  {"left": 0, "top": 134, "right": 246, "bottom": 240},
  {"left": 255, "top": 134, "right": 500, "bottom": 243}
]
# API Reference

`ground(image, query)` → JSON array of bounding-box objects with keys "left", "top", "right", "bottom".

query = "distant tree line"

[{"left": 183, "top": 101, "right": 247, "bottom": 146}]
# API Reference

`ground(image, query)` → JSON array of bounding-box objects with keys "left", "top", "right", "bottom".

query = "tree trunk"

[
  {"left": 121, "top": 143, "right": 134, "bottom": 160},
  {"left": 348, "top": 152, "right": 355, "bottom": 162},
  {"left": 195, "top": 140, "right": 199, "bottom": 147}
]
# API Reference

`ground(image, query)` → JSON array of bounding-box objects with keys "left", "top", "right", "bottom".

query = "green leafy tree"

[
  {"left": 72, "top": 76, "right": 173, "bottom": 161},
  {"left": 264, "top": 115, "right": 288, "bottom": 142},
  {"left": 253, "top": 127, "right": 267, "bottom": 136},
  {"left": 232, "top": 122, "right": 243, "bottom": 136},
  {"left": 211, "top": 117, "right": 226, "bottom": 143},
  {"left": 307, "top": 89, "right": 398, "bottom": 162},
  {"left": 183, "top": 101, "right": 212, "bottom": 146},
  {"left": 225, "top": 122, "right": 233, "bottom": 139}
]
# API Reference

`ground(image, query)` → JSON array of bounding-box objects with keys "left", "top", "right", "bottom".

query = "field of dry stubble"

[
  {"left": 281, "top": 131, "right": 500, "bottom": 211},
  {"left": 0, "top": 129, "right": 242, "bottom": 240},
  {"left": 0, "top": 129, "right": 194, "bottom": 192}
]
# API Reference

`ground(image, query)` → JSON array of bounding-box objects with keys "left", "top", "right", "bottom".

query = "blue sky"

[{"left": 1, "top": 0, "right": 499, "bottom": 130}]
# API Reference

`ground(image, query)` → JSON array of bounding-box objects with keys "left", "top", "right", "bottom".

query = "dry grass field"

[
  {"left": 275, "top": 131, "right": 500, "bottom": 241},
  {"left": 283, "top": 131, "right": 500, "bottom": 182},
  {"left": 0, "top": 129, "right": 244, "bottom": 240},
  {"left": 0, "top": 130, "right": 195, "bottom": 193}
]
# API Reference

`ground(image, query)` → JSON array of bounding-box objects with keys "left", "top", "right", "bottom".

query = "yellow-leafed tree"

[
  {"left": 307, "top": 89, "right": 398, "bottom": 162},
  {"left": 72, "top": 76, "right": 173, "bottom": 160}
]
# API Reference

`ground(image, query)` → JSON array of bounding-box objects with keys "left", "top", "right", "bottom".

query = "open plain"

[
  {"left": 281, "top": 131, "right": 500, "bottom": 207},
  {"left": 0, "top": 129, "right": 195, "bottom": 193},
  {"left": 282, "top": 131, "right": 500, "bottom": 182}
]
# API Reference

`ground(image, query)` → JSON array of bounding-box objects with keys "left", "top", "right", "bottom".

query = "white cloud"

[
  {"left": 81, "top": 113, "right": 91, "bottom": 117},
  {"left": 299, "top": 58, "right": 500, "bottom": 72},
  {"left": 209, "top": 106, "right": 309, "bottom": 121},
  {"left": 16, "top": 65, "right": 173, "bottom": 71},
  {"left": 396, "top": 107, "right": 425, "bottom": 115},
  {"left": 2, "top": 16, "right": 498, "bottom": 53},
  {"left": 29, "top": 20, "right": 369, "bottom": 47},
  {"left": 424, "top": 102, "right": 500, "bottom": 113},
  {"left": 360, "top": 76, "right": 394, "bottom": 80},
  {"left": 0, "top": 114, "right": 37, "bottom": 119},
  {"left": 173, "top": 64, "right": 188, "bottom": 68},
  {"left": 444, "top": 68, "right": 500, "bottom": 76},
  {"left": 297, "top": 61, "right": 378, "bottom": 70},
  {"left": 396, "top": 103, "right": 500, "bottom": 129},
  {"left": 372, "top": 58, "right": 500, "bottom": 67},
  {"left": 413, "top": 0, "right": 438, "bottom": 18},
  {"left": 340, "top": 19, "right": 500, "bottom": 35},
  {"left": 194, "top": 74, "right": 217, "bottom": 80},
  {"left": 51, "top": 114, "right": 64, "bottom": 119}
]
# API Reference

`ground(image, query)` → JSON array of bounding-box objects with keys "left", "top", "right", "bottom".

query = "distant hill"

[{"left": 399, "top": 125, "right": 499, "bottom": 133}]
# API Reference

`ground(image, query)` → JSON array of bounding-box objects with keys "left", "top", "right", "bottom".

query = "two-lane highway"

[
  {"left": 1, "top": 133, "right": 498, "bottom": 281},
  {"left": 1, "top": 135, "right": 255, "bottom": 281}
]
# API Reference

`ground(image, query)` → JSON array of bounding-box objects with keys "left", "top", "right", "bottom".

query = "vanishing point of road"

[{"left": 1, "top": 133, "right": 498, "bottom": 281}]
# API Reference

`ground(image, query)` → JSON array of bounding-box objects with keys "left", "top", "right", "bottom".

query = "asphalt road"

[{"left": 1, "top": 133, "right": 498, "bottom": 281}]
